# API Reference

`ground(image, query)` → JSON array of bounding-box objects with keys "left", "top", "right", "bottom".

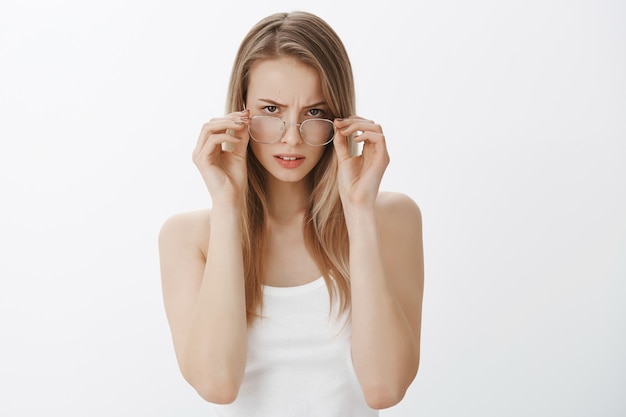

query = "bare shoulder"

[
  {"left": 375, "top": 191, "right": 422, "bottom": 230},
  {"left": 375, "top": 191, "right": 424, "bottom": 282},
  {"left": 158, "top": 209, "right": 212, "bottom": 257}
]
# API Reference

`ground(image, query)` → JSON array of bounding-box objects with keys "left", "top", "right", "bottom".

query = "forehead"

[{"left": 247, "top": 57, "right": 324, "bottom": 103}]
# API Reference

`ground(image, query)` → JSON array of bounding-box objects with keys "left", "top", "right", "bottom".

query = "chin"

[
  {"left": 270, "top": 172, "right": 311, "bottom": 184},
  {"left": 264, "top": 162, "right": 316, "bottom": 184}
]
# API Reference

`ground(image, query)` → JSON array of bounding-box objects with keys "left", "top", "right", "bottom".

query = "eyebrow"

[{"left": 257, "top": 98, "right": 329, "bottom": 109}]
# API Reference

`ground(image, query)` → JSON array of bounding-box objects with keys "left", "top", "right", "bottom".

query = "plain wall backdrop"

[{"left": 1, "top": 0, "right": 624, "bottom": 415}]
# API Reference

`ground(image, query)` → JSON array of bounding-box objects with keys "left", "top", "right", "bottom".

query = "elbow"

[
  {"left": 193, "top": 380, "right": 240, "bottom": 404},
  {"left": 179, "top": 356, "right": 244, "bottom": 404},
  {"left": 361, "top": 361, "right": 419, "bottom": 410},
  {"left": 181, "top": 365, "right": 242, "bottom": 404},
  {"left": 177, "top": 351, "right": 246, "bottom": 404},
  {"left": 196, "top": 386, "right": 239, "bottom": 405},
  {"left": 362, "top": 384, "right": 407, "bottom": 410}
]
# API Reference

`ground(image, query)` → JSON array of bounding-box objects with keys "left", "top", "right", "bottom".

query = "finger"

[
  {"left": 336, "top": 120, "right": 382, "bottom": 138},
  {"left": 228, "top": 126, "right": 250, "bottom": 156},
  {"left": 332, "top": 120, "right": 351, "bottom": 162},
  {"left": 356, "top": 131, "right": 390, "bottom": 169},
  {"left": 194, "top": 131, "right": 243, "bottom": 163},
  {"left": 352, "top": 130, "right": 385, "bottom": 144},
  {"left": 195, "top": 110, "right": 250, "bottom": 150},
  {"left": 334, "top": 117, "right": 381, "bottom": 149},
  {"left": 334, "top": 115, "right": 376, "bottom": 127},
  {"left": 335, "top": 115, "right": 371, "bottom": 123},
  {"left": 194, "top": 130, "right": 241, "bottom": 162}
]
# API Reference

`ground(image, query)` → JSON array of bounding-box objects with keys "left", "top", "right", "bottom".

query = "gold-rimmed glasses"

[{"left": 248, "top": 115, "right": 336, "bottom": 146}]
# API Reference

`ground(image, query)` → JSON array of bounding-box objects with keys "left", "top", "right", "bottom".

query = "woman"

[{"left": 159, "top": 11, "right": 424, "bottom": 416}]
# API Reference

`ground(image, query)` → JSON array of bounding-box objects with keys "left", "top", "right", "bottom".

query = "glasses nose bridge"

[{"left": 280, "top": 120, "right": 304, "bottom": 143}]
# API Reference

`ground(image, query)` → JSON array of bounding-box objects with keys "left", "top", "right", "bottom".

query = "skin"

[{"left": 159, "top": 57, "right": 424, "bottom": 409}]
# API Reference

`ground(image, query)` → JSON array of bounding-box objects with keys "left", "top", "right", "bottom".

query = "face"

[{"left": 246, "top": 57, "right": 332, "bottom": 184}]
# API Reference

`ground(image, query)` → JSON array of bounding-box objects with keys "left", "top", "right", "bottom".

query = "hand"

[
  {"left": 192, "top": 110, "right": 250, "bottom": 205},
  {"left": 333, "top": 116, "right": 390, "bottom": 209}
]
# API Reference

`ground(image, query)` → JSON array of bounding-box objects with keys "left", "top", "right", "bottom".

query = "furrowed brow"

[
  {"left": 258, "top": 98, "right": 287, "bottom": 107},
  {"left": 257, "top": 98, "right": 329, "bottom": 109},
  {"left": 304, "top": 101, "right": 329, "bottom": 109}
]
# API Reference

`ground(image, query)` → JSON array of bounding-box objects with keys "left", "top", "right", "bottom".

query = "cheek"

[{"left": 312, "top": 148, "right": 327, "bottom": 164}]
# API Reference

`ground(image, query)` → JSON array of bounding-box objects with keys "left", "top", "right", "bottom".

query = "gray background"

[{"left": 1, "top": 0, "right": 624, "bottom": 415}]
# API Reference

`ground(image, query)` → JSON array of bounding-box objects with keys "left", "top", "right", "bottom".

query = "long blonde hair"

[{"left": 225, "top": 11, "right": 356, "bottom": 323}]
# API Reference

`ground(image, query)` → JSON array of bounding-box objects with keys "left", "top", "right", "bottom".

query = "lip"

[{"left": 274, "top": 154, "right": 306, "bottom": 169}]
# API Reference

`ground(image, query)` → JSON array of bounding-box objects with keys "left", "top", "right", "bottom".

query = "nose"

[{"left": 280, "top": 122, "right": 303, "bottom": 145}]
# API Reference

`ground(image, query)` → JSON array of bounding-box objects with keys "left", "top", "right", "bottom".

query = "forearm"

[
  {"left": 183, "top": 202, "right": 247, "bottom": 402},
  {"left": 346, "top": 208, "right": 419, "bottom": 405}
]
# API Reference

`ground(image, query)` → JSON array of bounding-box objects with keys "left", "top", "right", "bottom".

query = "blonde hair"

[{"left": 225, "top": 11, "right": 356, "bottom": 323}]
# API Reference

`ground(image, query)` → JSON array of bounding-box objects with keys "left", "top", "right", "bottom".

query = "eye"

[
  {"left": 263, "top": 105, "right": 278, "bottom": 114},
  {"left": 307, "top": 108, "right": 325, "bottom": 118}
]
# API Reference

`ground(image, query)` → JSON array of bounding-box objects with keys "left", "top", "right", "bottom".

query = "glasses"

[{"left": 248, "top": 116, "right": 336, "bottom": 146}]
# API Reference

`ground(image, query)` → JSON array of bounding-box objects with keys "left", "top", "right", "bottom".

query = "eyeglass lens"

[{"left": 249, "top": 116, "right": 335, "bottom": 146}]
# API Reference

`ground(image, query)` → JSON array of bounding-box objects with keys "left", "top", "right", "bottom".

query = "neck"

[{"left": 265, "top": 178, "right": 310, "bottom": 225}]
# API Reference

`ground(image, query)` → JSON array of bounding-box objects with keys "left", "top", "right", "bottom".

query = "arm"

[
  {"left": 159, "top": 111, "right": 251, "bottom": 404},
  {"left": 347, "top": 192, "right": 424, "bottom": 409},
  {"left": 334, "top": 117, "right": 424, "bottom": 409}
]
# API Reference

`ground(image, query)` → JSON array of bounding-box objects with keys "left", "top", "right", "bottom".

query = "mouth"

[
  {"left": 274, "top": 154, "right": 306, "bottom": 168},
  {"left": 274, "top": 155, "right": 304, "bottom": 161}
]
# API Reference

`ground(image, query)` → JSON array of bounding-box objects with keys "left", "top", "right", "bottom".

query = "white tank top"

[{"left": 210, "top": 277, "right": 378, "bottom": 417}]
